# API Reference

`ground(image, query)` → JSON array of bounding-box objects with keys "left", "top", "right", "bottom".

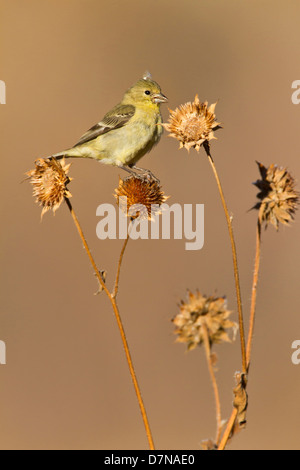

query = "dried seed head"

[
  {"left": 253, "top": 162, "right": 299, "bottom": 229},
  {"left": 27, "top": 157, "right": 72, "bottom": 217},
  {"left": 163, "top": 95, "right": 221, "bottom": 152},
  {"left": 233, "top": 372, "right": 248, "bottom": 429},
  {"left": 172, "top": 291, "right": 237, "bottom": 351},
  {"left": 114, "top": 175, "right": 167, "bottom": 220}
]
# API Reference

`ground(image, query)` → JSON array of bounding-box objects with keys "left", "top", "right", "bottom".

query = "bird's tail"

[{"left": 49, "top": 147, "right": 84, "bottom": 160}]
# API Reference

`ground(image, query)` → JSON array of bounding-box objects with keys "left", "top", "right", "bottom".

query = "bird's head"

[{"left": 123, "top": 72, "right": 168, "bottom": 108}]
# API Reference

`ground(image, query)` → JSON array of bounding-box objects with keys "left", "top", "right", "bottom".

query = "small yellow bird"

[{"left": 51, "top": 72, "right": 167, "bottom": 178}]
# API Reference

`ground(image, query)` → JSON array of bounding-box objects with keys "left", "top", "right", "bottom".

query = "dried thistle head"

[
  {"left": 253, "top": 162, "right": 299, "bottom": 229},
  {"left": 27, "top": 157, "right": 72, "bottom": 217},
  {"left": 172, "top": 291, "right": 237, "bottom": 351},
  {"left": 233, "top": 372, "right": 248, "bottom": 429},
  {"left": 114, "top": 175, "right": 167, "bottom": 220},
  {"left": 163, "top": 95, "right": 221, "bottom": 152}
]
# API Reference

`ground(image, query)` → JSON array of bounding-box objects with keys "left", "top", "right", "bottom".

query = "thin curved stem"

[
  {"left": 218, "top": 220, "right": 262, "bottom": 450},
  {"left": 64, "top": 197, "right": 155, "bottom": 450},
  {"left": 112, "top": 231, "right": 130, "bottom": 299},
  {"left": 246, "top": 220, "right": 261, "bottom": 370},
  {"left": 218, "top": 408, "right": 238, "bottom": 450},
  {"left": 64, "top": 198, "right": 110, "bottom": 296},
  {"left": 206, "top": 153, "right": 247, "bottom": 375},
  {"left": 202, "top": 324, "right": 222, "bottom": 445}
]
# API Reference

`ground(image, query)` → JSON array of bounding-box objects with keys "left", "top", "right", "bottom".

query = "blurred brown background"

[{"left": 1, "top": 0, "right": 300, "bottom": 450}]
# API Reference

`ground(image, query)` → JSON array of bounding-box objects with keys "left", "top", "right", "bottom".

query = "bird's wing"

[{"left": 74, "top": 104, "right": 135, "bottom": 147}]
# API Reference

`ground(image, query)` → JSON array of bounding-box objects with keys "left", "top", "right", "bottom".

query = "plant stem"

[
  {"left": 206, "top": 152, "right": 247, "bottom": 375},
  {"left": 109, "top": 295, "right": 155, "bottom": 450},
  {"left": 217, "top": 408, "right": 238, "bottom": 450},
  {"left": 218, "top": 220, "right": 262, "bottom": 450},
  {"left": 64, "top": 197, "right": 155, "bottom": 450},
  {"left": 112, "top": 232, "right": 130, "bottom": 299},
  {"left": 64, "top": 198, "right": 110, "bottom": 296},
  {"left": 246, "top": 220, "right": 261, "bottom": 370},
  {"left": 202, "top": 324, "right": 222, "bottom": 445}
]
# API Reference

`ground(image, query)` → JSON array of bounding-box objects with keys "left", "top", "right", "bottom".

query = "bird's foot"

[
  {"left": 131, "top": 166, "right": 160, "bottom": 184},
  {"left": 119, "top": 165, "right": 160, "bottom": 184}
]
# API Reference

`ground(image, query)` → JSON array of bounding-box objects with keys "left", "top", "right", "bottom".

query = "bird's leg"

[
  {"left": 130, "top": 165, "right": 160, "bottom": 183},
  {"left": 118, "top": 164, "right": 160, "bottom": 183},
  {"left": 118, "top": 165, "right": 140, "bottom": 178}
]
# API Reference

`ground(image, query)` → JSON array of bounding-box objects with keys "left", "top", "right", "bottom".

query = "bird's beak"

[{"left": 151, "top": 93, "right": 168, "bottom": 104}]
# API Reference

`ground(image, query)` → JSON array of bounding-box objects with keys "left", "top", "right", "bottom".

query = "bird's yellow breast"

[{"left": 92, "top": 104, "right": 163, "bottom": 166}]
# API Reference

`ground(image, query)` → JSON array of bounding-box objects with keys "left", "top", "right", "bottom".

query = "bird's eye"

[{"left": 144, "top": 90, "right": 151, "bottom": 95}]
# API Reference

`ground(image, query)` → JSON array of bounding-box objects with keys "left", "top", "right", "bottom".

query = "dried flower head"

[
  {"left": 172, "top": 291, "right": 237, "bottom": 351},
  {"left": 114, "top": 175, "right": 167, "bottom": 220},
  {"left": 253, "top": 162, "right": 299, "bottom": 229},
  {"left": 233, "top": 372, "right": 248, "bottom": 429},
  {"left": 163, "top": 95, "right": 221, "bottom": 152},
  {"left": 27, "top": 157, "right": 72, "bottom": 217}
]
